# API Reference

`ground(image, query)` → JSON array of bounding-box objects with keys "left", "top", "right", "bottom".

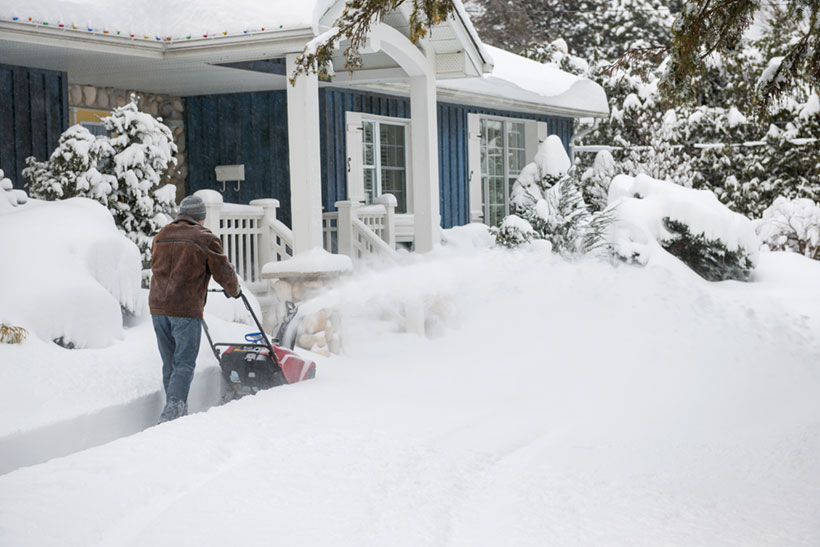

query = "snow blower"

[{"left": 202, "top": 289, "right": 316, "bottom": 402}]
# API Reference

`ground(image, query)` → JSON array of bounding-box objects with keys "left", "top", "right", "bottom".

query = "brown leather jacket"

[{"left": 149, "top": 216, "right": 239, "bottom": 318}]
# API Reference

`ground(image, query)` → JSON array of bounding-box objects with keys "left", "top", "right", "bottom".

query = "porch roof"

[{"left": 437, "top": 46, "right": 609, "bottom": 118}]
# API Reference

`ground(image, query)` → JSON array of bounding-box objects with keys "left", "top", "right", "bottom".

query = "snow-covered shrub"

[
  {"left": 495, "top": 215, "right": 536, "bottom": 248},
  {"left": 608, "top": 174, "right": 759, "bottom": 281},
  {"left": 0, "top": 323, "right": 27, "bottom": 344},
  {"left": 22, "top": 96, "right": 177, "bottom": 264},
  {"left": 0, "top": 169, "right": 29, "bottom": 212},
  {"left": 24, "top": 125, "right": 116, "bottom": 201},
  {"left": 0, "top": 198, "right": 143, "bottom": 348},
  {"left": 99, "top": 97, "right": 178, "bottom": 263},
  {"left": 496, "top": 136, "right": 613, "bottom": 257},
  {"left": 756, "top": 196, "right": 820, "bottom": 260},
  {"left": 580, "top": 149, "right": 618, "bottom": 212},
  {"left": 661, "top": 218, "right": 755, "bottom": 281}
]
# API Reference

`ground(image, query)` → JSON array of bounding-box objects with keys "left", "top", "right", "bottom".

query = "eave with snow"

[{"left": 0, "top": 0, "right": 608, "bottom": 279}]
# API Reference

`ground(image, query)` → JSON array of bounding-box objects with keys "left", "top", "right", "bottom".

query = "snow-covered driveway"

[{"left": 2, "top": 249, "right": 820, "bottom": 546}]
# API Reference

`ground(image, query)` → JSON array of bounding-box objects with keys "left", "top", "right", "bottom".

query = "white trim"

[
  {"left": 467, "top": 113, "right": 483, "bottom": 223},
  {"left": 345, "top": 111, "right": 364, "bottom": 202},
  {"left": 359, "top": 114, "right": 413, "bottom": 213}
]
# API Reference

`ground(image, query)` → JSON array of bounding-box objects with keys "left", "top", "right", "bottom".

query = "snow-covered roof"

[
  {"left": 438, "top": 45, "right": 609, "bottom": 118},
  {"left": 0, "top": 0, "right": 338, "bottom": 38}
]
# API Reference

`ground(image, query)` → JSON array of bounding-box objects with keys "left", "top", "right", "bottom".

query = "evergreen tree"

[
  {"left": 100, "top": 97, "right": 178, "bottom": 262},
  {"left": 24, "top": 125, "right": 116, "bottom": 201}
]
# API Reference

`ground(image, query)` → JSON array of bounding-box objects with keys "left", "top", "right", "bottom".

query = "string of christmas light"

[{"left": 4, "top": 14, "right": 287, "bottom": 43}]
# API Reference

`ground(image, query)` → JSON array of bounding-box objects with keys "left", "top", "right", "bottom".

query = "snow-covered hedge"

[
  {"left": 608, "top": 174, "right": 759, "bottom": 281},
  {"left": 0, "top": 198, "right": 143, "bottom": 348},
  {"left": 756, "top": 196, "right": 820, "bottom": 260}
]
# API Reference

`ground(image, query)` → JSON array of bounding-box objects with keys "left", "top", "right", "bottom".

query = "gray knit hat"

[{"left": 178, "top": 195, "right": 206, "bottom": 221}]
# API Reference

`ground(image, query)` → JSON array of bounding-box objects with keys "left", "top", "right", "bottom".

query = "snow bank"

[
  {"left": 3, "top": 242, "right": 820, "bottom": 545},
  {"left": 0, "top": 0, "right": 339, "bottom": 38},
  {"left": 0, "top": 197, "right": 142, "bottom": 348},
  {"left": 608, "top": 173, "right": 760, "bottom": 266}
]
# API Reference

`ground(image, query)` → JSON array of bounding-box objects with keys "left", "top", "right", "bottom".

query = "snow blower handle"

[{"left": 206, "top": 289, "right": 275, "bottom": 355}]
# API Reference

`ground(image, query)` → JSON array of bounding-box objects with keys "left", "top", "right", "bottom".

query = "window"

[
  {"left": 468, "top": 114, "right": 548, "bottom": 226},
  {"left": 362, "top": 119, "right": 408, "bottom": 213},
  {"left": 346, "top": 112, "right": 411, "bottom": 214},
  {"left": 72, "top": 107, "right": 113, "bottom": 137},
  {"left": 480, "top": 119, "right": 526, "bottom": 227}
]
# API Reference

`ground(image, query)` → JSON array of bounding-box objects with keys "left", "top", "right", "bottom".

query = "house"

[{"left": 0, "top": 0, "right": 607, "bottom": 269}]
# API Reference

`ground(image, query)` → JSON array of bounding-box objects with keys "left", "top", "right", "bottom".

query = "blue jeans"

[{"left": 152, "top": 315, "right": 202, "bottom": 404}]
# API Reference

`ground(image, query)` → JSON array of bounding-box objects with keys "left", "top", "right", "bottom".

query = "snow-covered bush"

[
  {"left": 0, "top": 198, "right": 143, "bottom": 348},
  {"left": 100, "top": 97, "right": 178, "bottom": 261},
  {"left": 756, "top": 196, "right": 820, "bottom": 260},
  {"left": 496, "top": 136, "right": 613, "bottom": 257},
  {"left": 0, "top": 169, "right": 28, "bottom": 212},
  {"left": 24, "top": 125, "right": 116, "bottom": 201},
  {"left": 23, "top": 96, "right": 177, "bottom": 264},
  {"left": 608, "top": 174, "right": 759, "bottom": 281},
  {"left": 580, "top": 149, "right": 618, "bottom": 212}
]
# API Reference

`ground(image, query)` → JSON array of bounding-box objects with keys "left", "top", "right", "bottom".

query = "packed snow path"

[{"left": 2, "top": 249, "right": 820, "bottom": 546}]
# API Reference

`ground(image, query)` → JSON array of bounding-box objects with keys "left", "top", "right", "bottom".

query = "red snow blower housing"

[{"left": 202, "top": 290, "right": 316, "bottom": 402}]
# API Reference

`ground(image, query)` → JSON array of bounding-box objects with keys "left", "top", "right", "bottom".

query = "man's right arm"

[{"left": 206, "top": 236, "right": 240, "bottom": 297}]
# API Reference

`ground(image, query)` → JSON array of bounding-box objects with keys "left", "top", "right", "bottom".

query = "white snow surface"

[
  {"left": 1, "top": 244, "right": 820, "bottom": 545},
  {"left": 439, "top": 45, "right": 609, "bottom": 116},
  {"left": 0, "top": 0, "right": 338, "bottom": 37},
  {"left": 0, "top": 197, "right": 143, "bottom": 348},
  {"left": 608, "top": 173, "right": 760, "bottom": 266}
]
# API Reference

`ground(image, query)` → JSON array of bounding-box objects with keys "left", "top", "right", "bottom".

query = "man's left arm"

[{"left": 206, "top": 236, "right": 240, "bottom": 297}]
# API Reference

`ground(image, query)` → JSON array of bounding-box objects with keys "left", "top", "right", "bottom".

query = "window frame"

[{"left": 346, "top": 112, "right": 413, "bottom": 213}]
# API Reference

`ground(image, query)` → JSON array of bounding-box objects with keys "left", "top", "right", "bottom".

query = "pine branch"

[{"left": 290, "top": 0, "right": 456, "bottom": 84}]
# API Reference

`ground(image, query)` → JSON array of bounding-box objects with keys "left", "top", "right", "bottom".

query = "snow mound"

[
  {"left": 608, "top": 173, "right": 760, "bottom": 267},
  {"left": 0, "top": 197, "right": 142, "bottom": 348}
]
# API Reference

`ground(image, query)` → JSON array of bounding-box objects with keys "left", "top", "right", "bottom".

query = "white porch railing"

[
  {"left": 195, "top": 190, "right": 293, "bottom": 288},
  {"left": 195, "top": 190, "right": 400, "bottom": 285},
  {"left": 322, "top": 194, "right": 400, "bottom": 260}
]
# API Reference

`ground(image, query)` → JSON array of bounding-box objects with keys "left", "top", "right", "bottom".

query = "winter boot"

[{"left": 158, "top": 399, "right": 188, "bottom": 424}]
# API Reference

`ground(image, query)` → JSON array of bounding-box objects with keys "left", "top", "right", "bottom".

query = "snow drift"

[{"left": 0, "top": 197, "right": 142, "bottom": 348}]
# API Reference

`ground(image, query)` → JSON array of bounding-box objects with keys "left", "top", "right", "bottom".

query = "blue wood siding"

[
  {"left": 0, "top": 63, "right": 68, "bottom": 188},
  {"left": 185, "top": 91, "right": 291, "bottom": 226},
  {"left": 319, "top": 88, "right": 575, "bottom": 228},
  {"left": 437, "top": 102, "right": 575, "bottom": 227},
  {"left": 185, "top": 87, "right": 576, "bottom": 230}
]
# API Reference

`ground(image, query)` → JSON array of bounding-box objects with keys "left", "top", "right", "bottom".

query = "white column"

[
  {"left": 410, "top": 65, "right": 440, "bottom": 253},
  {"left": 286, "top": 53, "right": 324, "bottom": 255}
]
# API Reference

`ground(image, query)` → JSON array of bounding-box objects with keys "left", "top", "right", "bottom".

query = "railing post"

[
  {"left": 336, "top": 201, "right": 357, "bottom": 258},
  {"left": 195, "top": 189, "right": 223, "bottom": 235},
  {"left": 250, "top": 198, "right": 280, "bottom": 266},
  {"left": 374, "top": 193, "right": 397, "bottom": 248}
]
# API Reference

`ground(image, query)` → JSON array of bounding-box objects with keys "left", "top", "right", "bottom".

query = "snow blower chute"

[{"left": 202, "top": 290, "right": 316, "bottom": 402}]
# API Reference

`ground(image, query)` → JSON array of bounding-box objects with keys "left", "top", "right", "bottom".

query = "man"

[{"left": 149, "top": 195, "right": 240, "bottom": 423}]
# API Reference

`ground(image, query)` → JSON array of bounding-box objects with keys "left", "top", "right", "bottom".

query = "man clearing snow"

[{"left": 149, "top": 195, "right": 240, "bottom": 423}]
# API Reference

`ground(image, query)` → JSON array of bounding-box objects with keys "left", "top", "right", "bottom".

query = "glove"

[{"left": 223, "top": 289, "right": 242, "bottom": 299}]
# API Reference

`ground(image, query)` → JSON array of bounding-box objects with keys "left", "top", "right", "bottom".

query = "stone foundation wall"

[{"left": 67, "top": 84, "right": 187, "bottom": 201}]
